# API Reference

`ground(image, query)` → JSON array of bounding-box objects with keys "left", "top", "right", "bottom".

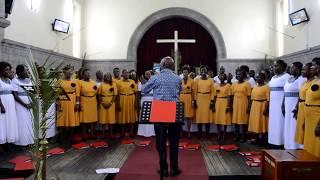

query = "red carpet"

[{"left": 115, "top": 138, "right": 208, "bottom": 180}]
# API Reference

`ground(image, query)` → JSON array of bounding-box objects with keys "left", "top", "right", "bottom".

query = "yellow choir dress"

[
  {"left": 248, "top": 85, "right": 269, "bottom": 133},
  {"left": 113, "top": 77, "right": 121, "bottom": 120},
  {"left": 79, "top": 80, "right": 98, "bottom": 123},
  {"left": 98, "top": 82, "right": 118, "bottom": 124},
  {"left": 112, "top": 77, "right": 122, "bottom": 87},
  {"left": 56, "top": 79, "right": 80, "bottom": 127},
  {"left": 295, "top": 81, "right": 312, "bottom": 144},
  {"left": 232, "top": 81, "right": 251, "bottom": 124},
  {"left": 304, "top": 80, "right": 320, "bottom": 157},
  {"left": 180, "top": 78, "right": 194, "bottom": 118},
  {"left": 118, "top": 79, "right": 137, "bottom": 124},
  {"left": 215, "top": 84, "right": 232, "bottom": 125},
  {"left": 194, "top": 79, "right": 215, "bottom": 123}
]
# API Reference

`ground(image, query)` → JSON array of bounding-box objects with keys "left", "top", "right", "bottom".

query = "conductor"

[{"left": 142, "top": 56, "right": 182, "bottom": 177}]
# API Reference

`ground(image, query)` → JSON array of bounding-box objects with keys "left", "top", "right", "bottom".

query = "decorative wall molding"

[
  {"left": 83, "top": 59, "right": 136, "bottom": 74},
  {"left": 0, "top": 38, "right": 271, "bottom": 75},
  {"left": 1, "top": 39, "right": 82, "bottom": 69},
  {"left": 217, "top": 58, "right": 272, "bottom": 73},
  {"left": 3, "top": 38, "right": 320, "bottom": 76},
  {"left": 277, "top": 45, "right": 320, "bottom": 64}
]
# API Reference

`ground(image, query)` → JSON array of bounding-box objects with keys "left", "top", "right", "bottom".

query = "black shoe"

[
  {"left": 157, "top": 169, "right": 169, "bottom": 177},
  {"left": 170, "top": 169, "right": 181, "bottom": 177}
]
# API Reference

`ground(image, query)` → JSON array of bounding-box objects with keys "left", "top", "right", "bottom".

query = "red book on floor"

[
  {"left": 90, "top": 141, "right": 109, "bottom": 148},
  {"left": 246, "top": 160, "right": 261, "bottom": 167},
  {"left": 47, "top": 147, "right": 65, "bottom": 156},
  {"left": 220, "top": 144, "right": 240, "bottom": 151},
  {"left": 14, "top": 161, "right": 34, "bottom": 171},
  {"left": 137, "top": 140, "right": 151, "bottom": 146},
  {"left": 121, "top": 139, "right": 134, "bottom": 145},
  {"left": 8, "top": 155, "right": 32, "bottom": 164},
  {"left": 150, "top": 100, "right": 176, "bottom": 123},
  {"left": 179, "top": 142, "right": 188, "bottom": 149},
  {"left": 186, "top": 144, "right": 200, "bottom": 150},
  {"left": 206, "top": 145, "right": 221, "bottom": 151},
  {"left": 246, "top": 155, "right": 262, "bottom": 162},
  {"left": 72, "top": 142, "right": 90, "bottom": 149},
  {"left": 239, "top": 151, "right": 261, "bottom": 156}
]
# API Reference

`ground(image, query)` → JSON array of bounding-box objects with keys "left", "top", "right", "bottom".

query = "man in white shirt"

[
  {"left": 179, "top": 64, "right": 191, "bottom": 79},
  {"left": 213, "top": 66, "right": 226, "bottom": 84}
]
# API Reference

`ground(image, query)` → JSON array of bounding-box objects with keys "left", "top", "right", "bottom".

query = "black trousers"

[{"left": 154, "top": 123, "right": 181, "bottom": 171}]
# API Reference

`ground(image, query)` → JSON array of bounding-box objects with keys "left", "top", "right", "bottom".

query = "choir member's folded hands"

[
  {"left": 192, "top": 100, "right": 197, "bottom": 109},
  {"left": 210, "top": 100, "right": 215, "bottom": 112},
  {"left": 263, "top": 106, "right": 269, "bottom": 116},
  {"left": 24, "top": 103, "right": 32, "bottom": 109},
  {"left": 281, "top": 103, "right": 285, "bottom": 116},
  {"left": 75, "top": 103, "right": 81, "bottom": 112},
  {"left": 292, "top": 108, "right": 298, "bottom": 119},
  {"left": 0, "top": 104, "right": 5, "bottom": 114}
]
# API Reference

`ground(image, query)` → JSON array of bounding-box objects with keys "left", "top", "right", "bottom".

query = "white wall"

[
  {"left": 4, "top": 0, "right": 82, "bottom": 58},
  {"left": 276, "top": 0, "right": 320, "bottom": 56},
  {"left": 82, "top": 0, "right": 276, "bottom": 60}
]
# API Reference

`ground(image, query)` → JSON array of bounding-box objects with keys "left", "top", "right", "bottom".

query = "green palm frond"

[{"left": 25, "top": 49, "right": 63, "bottom": 180}]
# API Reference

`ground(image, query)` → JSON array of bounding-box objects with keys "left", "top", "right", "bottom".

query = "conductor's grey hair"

[{"left": 160, "top": 56, "right": 175, "bottom": 70}]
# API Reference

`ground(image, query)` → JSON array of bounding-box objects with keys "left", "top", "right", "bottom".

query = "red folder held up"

[{"left": 150, "top": 100, "right": 176, "bottom": 123}]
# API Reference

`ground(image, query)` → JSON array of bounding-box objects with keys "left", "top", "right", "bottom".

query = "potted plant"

[{"left": 26, "top": 50, "right": 63, "bottom": 180}]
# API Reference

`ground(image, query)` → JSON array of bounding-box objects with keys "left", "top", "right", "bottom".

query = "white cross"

[{"left": 156, "top": 30, "right": 196, "bottom": 73}]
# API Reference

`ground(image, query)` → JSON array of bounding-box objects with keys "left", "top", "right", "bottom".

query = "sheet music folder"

[{"left": 139, "top": 100, "right": 184, "bottom": 124}]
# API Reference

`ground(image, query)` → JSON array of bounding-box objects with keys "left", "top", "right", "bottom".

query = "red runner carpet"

[{"left": 115, "top": 138, "right": 208, "bottom": 180}]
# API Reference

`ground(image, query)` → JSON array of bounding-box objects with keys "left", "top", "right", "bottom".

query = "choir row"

[{"left": 0, "top": 58, "right": 319, "bottom": 158}]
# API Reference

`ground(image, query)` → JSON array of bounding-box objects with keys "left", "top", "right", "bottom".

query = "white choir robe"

[
  {"left": 0, "top": 79, "right": 19, "bottom": 144},
  {"left": 12, "top": 78, "right": 34, "bottom": 146},
  {"left": 268, "top": 73, "right": 290, "bottom": 145},
  {"left": 283, "top": 76, "right": 305, "bottom": 149}
]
